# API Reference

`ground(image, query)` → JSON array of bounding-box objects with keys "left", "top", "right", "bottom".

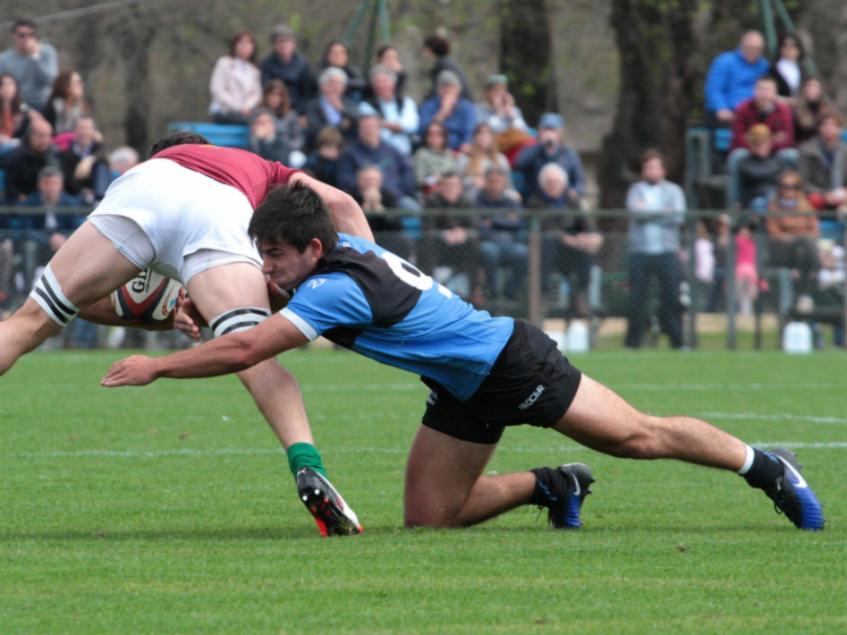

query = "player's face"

[{"left": 259, "top": 240, "right": 322, "bottom": 289}]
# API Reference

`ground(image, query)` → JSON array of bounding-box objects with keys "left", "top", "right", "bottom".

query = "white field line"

[
  {"left": 12, "top": 440, "right": 847, "bottom": 460},
  {"left": 699, "top": 412, "right": 847, "bottom": 425},
  {"left": 617, "top": 382, "right": 842, "bottom": 391}
]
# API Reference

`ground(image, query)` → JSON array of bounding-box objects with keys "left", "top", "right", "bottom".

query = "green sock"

[{"left": 286, "top": 442, "right": 327, "bottom": 477}]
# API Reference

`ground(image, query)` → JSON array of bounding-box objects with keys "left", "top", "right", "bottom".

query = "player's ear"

[{"left": 308, "top": 237, "right": 324, "bottom": 257}]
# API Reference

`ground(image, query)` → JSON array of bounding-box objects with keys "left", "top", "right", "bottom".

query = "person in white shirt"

[
  {"left": 209, "top": 31, "right": 262, "bottom": 124},
  {"left": 365, "top": 64, "right": 418, "bottom": 156}
]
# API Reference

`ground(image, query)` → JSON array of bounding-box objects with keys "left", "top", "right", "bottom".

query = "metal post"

[
  {"left": 685, "top": 213, "right": 698, "bottom": 348},
  {"left": 726, "top": 210, "right": 738, "bottom": 350},
  {"left": 527, "top": 211, "right": 542, "bottom": 326}
]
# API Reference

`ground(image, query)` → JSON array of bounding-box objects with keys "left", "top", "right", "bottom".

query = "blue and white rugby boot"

[
  {"left": 296, "top": 468, "right": 363, "bottom": 537},
  {"left": 762, "top": 448, "right": 824, "bottom": 531},
  {"left": 530, "top": 463, "right": 594, "bottom": 529}
]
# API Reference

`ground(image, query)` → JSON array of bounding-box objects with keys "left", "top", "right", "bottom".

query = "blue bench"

[{"left": 166, "top": 122, "right": 250, "bottom": 148}]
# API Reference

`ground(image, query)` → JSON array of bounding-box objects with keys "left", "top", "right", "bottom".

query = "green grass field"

[{"left": 2, "top": 349, "right": 846, "bottom": 634}]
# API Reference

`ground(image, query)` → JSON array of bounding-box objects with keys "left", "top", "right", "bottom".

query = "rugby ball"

[{"left": 111, "top": 269, "right": 183, "bottom": 322}]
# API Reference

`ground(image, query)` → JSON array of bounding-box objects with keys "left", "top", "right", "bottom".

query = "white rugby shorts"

[{"left": 88, "top": 158, "right": 262, "bottom": 284}]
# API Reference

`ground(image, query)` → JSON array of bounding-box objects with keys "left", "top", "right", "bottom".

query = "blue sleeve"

[
  {"left": 566, "top": 148, "right": 586, "bottom": 196},
  {"left": 281, "top": 272, "right": 373, "bottom": 340},
  {"left": 705, "top": 53, "right": 731, "bottom": 113}
]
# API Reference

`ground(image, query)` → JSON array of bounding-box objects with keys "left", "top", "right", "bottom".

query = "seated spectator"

[
  {"left": 303, "top": 67, "right": 358, "bottom": 150},
  {"left": 248, "top": 108, "right": 291, "bottom": 164},
  {"left": 209, "top": 31, "right": 261, "bottom": 124},
  {"left": 0, "top": 19, "right": 58, "bottom": 111},
  {"left": 319, "top": 40, "right": 366, "bottom": 102},
  {"left": 12, "top": 166, "right": 82, "bottom": 289},
  {"left": 260, "top": 24, "right": 314, "bottom": 115},
  {"left": 421, "top": 172, "right": 484, "bottom": 302},
  {"left": 529, "top": 163, "right": 602, "bottom": 317},
  {"left": 457, "top": 122, "right": 515, "bottom": 200},
  {"left": 477, "top": 166, "right": 526, "bottom": 300},
  {"left": 704, "top": 30, "right": 769, "bottom": 125},
  {"left": 474, "top": 74, "right": 533, "bottom": 158},
  {"left": 2, "top": 117, "right": 59, "bottom": 202},
  {"left": 770, "top": 35, "right": 805, "bottom": 99},
  {"left": 798, "top": 112, "right": 847, "bottom": 212},
  {"left": 258, "top": 79, "right": 304, "bottom": 154},
  {"left": 730, "top": 77, "right": 794, "bottom": 152},
  {"left": 413, "top": 120, "right": 460, "bottom": 192},
  {"left": 624, "top": 149, "right": 686, "bottom": 349},
  {"left": 515, "top": 112, "right": 585, "bottom": 202},
  {"left": 0, "top": 72, "right": 32, "bottom": 153},
  {"left": 364, "top": 64, "right": 418, "bottom": 156},
  {"left": 766, "top": 170, "right": 821, "bottom": 309},
  {"left": 793, "top": 77, "right": 836, "bottom": 144},
  {"left": 303, "top": 126, "right": 343, "bottom": 187},
  {"left": 58, "top": 116, "right": 110, "bottom": 204},
  {"left": 107, "top": 146, "right": 139, "bottom": 178},
  {"left": 418, "top": 71, "right": 476, "bottom": 152},
  {"left": 41, "top": 70, "right": 91, "bottom": 135},
  {"left": 337, "top": 107, "right": 418, "bottom": 210},
  {"left": 737, "top": 124, "right": 791, "bottom": 211},
  {"left": 422, "top": 34, "right": 473, "bottom": 100},
  {"left": 373, "top": 44, "right": 407, "bottom": 97},
  {"left": 349, "top": 164, "right": 412, "bottom": 259}
]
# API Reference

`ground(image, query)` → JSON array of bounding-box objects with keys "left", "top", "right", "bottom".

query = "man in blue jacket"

[
  {"left": 705, "top": 31, "right": 770, "bottom": 124},
  {"left": 103, "top": 182, "right": 825, "bottom": 534}
]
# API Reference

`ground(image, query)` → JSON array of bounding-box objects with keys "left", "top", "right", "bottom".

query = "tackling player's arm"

[
  {"left": 289, "top": 172, "right": 374, "bottom": 242},
  {"left": 101, "top": 313, "right": 306, "bottom": 387}
]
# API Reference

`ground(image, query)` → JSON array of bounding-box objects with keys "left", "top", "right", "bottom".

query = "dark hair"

[
  {"left": 817, "top": 110, "right": 843, "bottom": 128},
  {"left": 778, "top": 34, "right": 803, "bottom": 58},
  {"left": 262, "top": 79, "right": 291, "bottom": 117},
  {"left": 0, "top": 73, "right": 21, "bottom": 112},
  {"left": 423, "top": 120, "right": 448, "bottom": 150},
  {"left": 148, "top": 131, "right": 209, "bottom": 158},
  {"left": 639, "top": 148, "right": 665, "bottom": 168},
  {"left": 47, "top": 70, "right": 88, "bottom": 110},
  {"left": 230, "top": 31, "right": 258, "bottom": 65},
  {"left": 423, "top": 35, "right": 449, "bottom": 57},
  {"left": 11, "top": 19, "right": 36, "bottom": 33},
  {"left": 321, "top": 40, "right": 349, "bottom": 68},
  {"left": 755, "top": 75, "right": 777, "bottom": 86},
  {"left": 376, "top": 44, "right": 396, "bottom": 60},
  {"left": 315, "top": 125, "right": 343, "bottom": 148},
  {"left": 249, "top": 182, "right": 338, "bottom": 252}
]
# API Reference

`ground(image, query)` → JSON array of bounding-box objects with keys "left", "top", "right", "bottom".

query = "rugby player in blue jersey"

[{"left": 103, "top": 183, "right": 824, "bottom": 532}]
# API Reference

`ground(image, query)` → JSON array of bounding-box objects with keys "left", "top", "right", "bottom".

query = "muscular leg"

[
  {"left": 185, "top": 261, "right": 313, "bottom": 448},
  {"left": 404, "top": 426, "right": 535, "bottom": 527},
  {"left": 555, "top": 374, "right": 746, "bottom": 470},
  {"left": 0, "top": 222, "right": 140, "bottom": 375}
]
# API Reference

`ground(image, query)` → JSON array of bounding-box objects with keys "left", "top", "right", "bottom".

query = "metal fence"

[{"left": 1, "top": 206, "right": 844, "bottom": 350}]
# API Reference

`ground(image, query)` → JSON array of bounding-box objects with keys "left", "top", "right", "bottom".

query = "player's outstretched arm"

[
  {"left": 289, "top": 172, "right": 374, "bottom": 242},
  {"left": 101, "top": 314, "right": 307, "bottom": 387}
]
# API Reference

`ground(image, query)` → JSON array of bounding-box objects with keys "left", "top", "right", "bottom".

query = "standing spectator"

[
  {"left": 303, "top": 126, "right": 343, "bottom": 187},
  {"left": 0, "top": 73, "right": 32, "bottom": 153},
  {"left": 625, "top": 150, "right": 686, "bottom": 349},
  {"left": 422, "top": 34, "right": 473, "bottom": 100},
  {"left": 736, "top": 124, "right": 790, "bottom": 211},
  {"left": 766, "top": 170, "right": 820, "bottom": 308},
  {"left": 421, "top": 172, "right": 484, "bottom": 303},
  {"left": 529, "top": 163, "right": 602, "bottom": 317},
  {"left": 319, "top": 40, "right": 366, "bottom": 102},
  {"left": 735, "top": 223, "right": 759, "bottom": 316},
  {"left": 337, "top": 108, "right": 417, "bottom": 210},
  {"left": 418, "top": 71, "right": 476, "bottom": 152},
  {"left": 730, "top": 77, "right": 794, "bottom": 152},
  {"left": 0, "top": 20, "right": 58, "bottom": 111},
  {"left": 413, "top": 120, "right": 460, "bottom": 192},
  {"left": 798, "top": 112, "right": 847, "bottom": 212},
  {"left": 770, "top": 35, "right": 805, "bottom": 99},
  {"left": 515, "top": 112, "right": 585, "bottom": 202},
  {"left": 474, "top": 74, "right": 533, "bottom": 158},
  {"left": 302, "top": 67, "right": 358, "bottom": 149},
  {"left": 256, "top": 79, "right": 304, "bottom": 156},
  {"left": 704, "top": 30, "right": 769, "bottom": 124},
  {"left": 58, "top": 116, "right": 110, "bottom": 204},
  {"left": 792, "top": 77, "right": 836, "bottom": 144},
  {"left": 41, "top": 70, "right": 91, "bottom": 135},
  {"left": 458, "top": 122, "right": 515, "bottom": 200},
  {"left": 248, "top": 108, "right": 291, "bottom": 164},
  {"left": 349, "top": 165, "right": 413, "bottom": 260},
  {"left": 209, "top": 31, "right": 262, "bottom": 124},
  {"left": 706, "top": 213, "right": 731, "bottom": 312},
  {"left": 365, "top": 64, "right": 418, "bottom": 156},
  {"left": 260, "top": 24, "right": 314, "bottom": 114},
  {"left": 477, "top": 166, "right": 526, "bottom": 300},
  {"left": 2, "top": 117, "right": 59, "bottom": 202}
]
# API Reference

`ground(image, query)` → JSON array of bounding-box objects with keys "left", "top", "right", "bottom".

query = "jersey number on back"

[{"left": 380, "top": 252, "right": 452, "bottom": 298}]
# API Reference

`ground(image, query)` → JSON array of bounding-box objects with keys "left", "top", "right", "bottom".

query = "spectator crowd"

[{"left": 0, "top": 18, "right": 844, "bottom": 348}]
